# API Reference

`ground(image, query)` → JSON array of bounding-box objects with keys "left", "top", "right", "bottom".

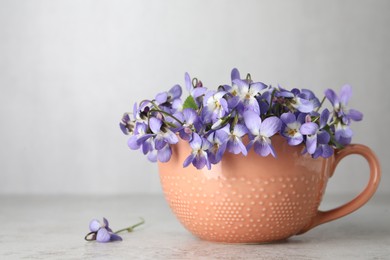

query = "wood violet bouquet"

[{"left": 120, "top": 68, "right": 362, "bottom": 169}]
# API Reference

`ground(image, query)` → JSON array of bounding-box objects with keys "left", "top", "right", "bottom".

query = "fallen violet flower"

[{"left": 84, "top": 217, "right": 145, "bottom": 243}]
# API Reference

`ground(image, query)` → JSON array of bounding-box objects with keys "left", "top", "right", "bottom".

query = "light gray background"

[{"left": 1, "top": 0, "right": 389, "bottom": 195}]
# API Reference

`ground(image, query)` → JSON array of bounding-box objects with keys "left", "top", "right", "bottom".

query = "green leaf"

[{"left": 183, "top": 95, "right": 198, "bottom": 110}]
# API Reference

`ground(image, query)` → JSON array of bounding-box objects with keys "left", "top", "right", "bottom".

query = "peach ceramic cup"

[{"left": 158, "top": 135, "right": 380, "bottom": 243}]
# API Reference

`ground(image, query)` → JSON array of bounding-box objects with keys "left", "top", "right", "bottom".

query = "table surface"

[{"left": 0, "top": 193, "right": 389, "bottom": 260}]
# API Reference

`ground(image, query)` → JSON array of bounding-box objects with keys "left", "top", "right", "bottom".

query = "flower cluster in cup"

[{"left": 120, "top": 68, "right": 362, "bottom": 170}]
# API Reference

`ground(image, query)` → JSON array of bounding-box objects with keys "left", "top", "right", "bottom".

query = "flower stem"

[
  {"left": 149, "top": 109, "right": 184, "bottom": 125},
  {"left": 114, "top": 218, "right": 145, "bottom": 234},
  {"left": 266, "top": 89, "right": 277, "bottom": 116},
  {"left": 315, "top": 96, "right": 326, "bottom": 112}
]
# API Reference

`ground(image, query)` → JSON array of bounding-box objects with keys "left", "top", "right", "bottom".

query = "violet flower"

[
  {"left": 312, "top": 109, "right": 334, "bottom": 158},
  {"left": 325, "top": 84, "right": 363, "bottom": 125},
  {"left": 300, "top": 115, "right": 319, "bottom": 154},
  {"left": 155, "top": 84, "right": 182, "bottom": 105},
  {"left": 119, "top": 113, "right": 134, "bottom": 135},
  {"left": 280, "top": 112, "right": 306, "bottom": 146},
  {"left": 183, "top": 133, "right": 212, "bottom": 169},
  {"left": 325, "top": 84, "right": 363, "bottom": 146},
  {"left": 276, "top": 87, "right": 316, "bottom": 113},
  {"left": 185, "top": 72, "right": 207, "bottom": 100},
  {"left": 149, "top": 117, "right": 179, "bottom": 150},
  {"left": 177, "top": 108, "right": 201, "bottom": 141},
  {"left": 243, "top": 111, "right": 282, "bottom": 157},
  {"left": 226, "top": 124, "right": 248, "bottom": 156},
  {"left": 85, "top": 218, "right": 145, "bottom": 243},
  {"left": 231, "top": 79, "right": 267, "bottom": 114},
  {"left": 86, "top": 218, "right": 122, "bottom": 243},
  {"left": 203, "top": 90, "right": 229, "bottom": 122},
  {"left": 206, "top": 129, "right": 229, "bottom": 164}
]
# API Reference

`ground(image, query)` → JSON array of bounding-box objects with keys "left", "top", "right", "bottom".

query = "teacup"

[{"left": 158, "top": 135, "right": 380, "bottom": 243}]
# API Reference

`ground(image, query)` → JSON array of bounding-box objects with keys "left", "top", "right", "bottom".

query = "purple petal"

[
  {"left": 324, "top": 89, "right": 338, "bottom": 106},
  {"left": 227, "top": 136, "right": 247, "bottom": 155},
  {"left": 155, "top": 92, "right": 168, "bottom": 104},
  {"left": 260, "top": 117, "right": 281, "bottom": 137},
  {"left": 172, "top": 98, "right": 183, "bottom": 111},
  {"left": 322, "top": 145, "right": 334, "bottom": 158},
  {"left": 127, "top": 135, "right": 140, "bottom": 150},
  {"left": 312, "top": 146, "right": 322, "bottom": 159},
  {"left": 287, "top": 135, "right": 303, "bottom": 146},
  {"left": 103, "top": 218, "right": 109, "bottom": 228},
  {"left": 339, "top": 84, "right": 352, "bottom": 105},
  {"left": 233, "top": 124, "right": 248, "bottom": 137},
  {"left": 183, "top": 153, "right": 195, "bottom": 168},
  {"left": 155, "top": 137, "right": 167, "bottom": 150},
  {"left": 110, "top": 233, "right": 123, "bottom": 242},
  {"left": 183, "top": 108, "right": 197, "bottom": 124},
  {"left": 147, "top": 150, "right": 157, "bottom": 162},
  {"left": 163, "top": 130, "right": 179, "bottom": 144},
  {"left": 192, "top": 87, "right": 207, "bottom": 98},
  {"left": 317, "top": 130, "right": 330, "bottom": 144},
  {"left": 254, "top": 141, "right": 272, "bottom": 157},
  {"left": 337, "top": 136, "right": 352, "bottom": 146},
  {"left": 300, "top": 122, "right": 319, "bottom": 135},
  {"left": 136, "top": 134, "right": 154, "bottom": 146},
  {"left": 142, "top": 139, "right": 153, "bottom": 154},
  {"left": 89, "top": 219, "right": 101, "bottom": 232},
  {"left": 169, "top": 84, "right": 182, "bottom": 99},
  {"left": 320, "top": 109, "right": 330, "bottom": 129},
  {"left": 134, "top": 122, "right": 147, "bottom": 135},
  {"left": 232, "top": 79, "right": 249, "bottom": 91},
  {"left": 335, "top": 123, "right": 353, "bottom": 139},
  {"left": 306, "top": 135, "right": 317, "bottom": 154},
  {"left": 133, "top": 102, "right": 138, "bottom": 119},
  {"left": 214, "top": 91, "right": 227, "bottom": 100},
  {"left": 220, "top": 98, "right": 229, "bottom": 113},
  {"left": 192, "top": 153, "right": 207, "bottom": 169},
  {"left": 243, "top": 110, "right": 261, "bottom": 135},
  {"left": 201, "top": 137, "right": 212, "bottom": 150},
  {"left": 276, "top": 86, "right": 294, "bottom": 98},
  {"left": 119, "top": 122, "right": 129, "bottom": 135},
  {"left": 227, "top": 96, "right": 240, "bottom": 108},
  {"left": 297, "top": 113, "right": 307, "bottom": 124},
  {"left": 281, "top": 112, "right": 296, "bottom": 125},
  {"left": 348, "top": 109, "right": 363, "bottom": 121},
  {"left": 158, "top": 145, "right": 172, "bottom": 162},
  {"left": 185, "top": 72, "right": 192, "bottom": 92},
  {"left": 190, "top": 133, "right": 202, "bottom": 150},
  {"left": 215, "top": 129, "right": 229, "bottom": 143},
  {"left": 244, "top": 97, "right": 261, "bottom": 114},
  {"left": 231, "top": 68, "right": 240, "bottom": 81},
  {"left": 149, "top": 117, "right": 162, "bottom": 134},
  {"left": 96, "top": 228, "right": 111, "bottom": 243},
  {"left": 249, "top": 82, "right": 267, "bottom": 93},
  {"left": 295, "top": 97, "right": 314, "bottom": 113},
  {"left": 179, "top": 129, "right": 192, "bottom": 141}
]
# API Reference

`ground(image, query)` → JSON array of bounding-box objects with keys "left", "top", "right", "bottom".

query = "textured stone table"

[{"left": 0, "top": 194, "right": 389, "bottom": 259}]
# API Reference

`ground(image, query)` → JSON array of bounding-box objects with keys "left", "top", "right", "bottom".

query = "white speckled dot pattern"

[
  {"left": 158, "top": 136, "right": 332, "bottom": 243},
  {"left": 160, "top": 172, "right": 327, "bottom": 243}
]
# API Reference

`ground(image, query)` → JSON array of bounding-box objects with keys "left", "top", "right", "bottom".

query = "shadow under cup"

[{"left": 158, "top": 135, "right": 381, "bottom": 243}]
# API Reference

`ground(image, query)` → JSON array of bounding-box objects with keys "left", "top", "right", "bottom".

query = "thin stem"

[
  {"left": 266, "top": 89, "right": 277, "bottom": 116},
  {"left": 192, "top": 78, "right": 198, "bottom": 87},
  {"left": 246, "top": 73, "right": 252, "bottom": 82},
  {"left": 315, "top": 96, "right": 326, "bottom": 113},
  {"left": 115, "top": 218, "right": 145, "bottom": 234},
  {"left": 149, "top": 109, "right": 184, "bottom": 125}
]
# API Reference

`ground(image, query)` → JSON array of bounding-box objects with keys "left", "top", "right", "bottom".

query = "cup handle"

[{"left": 297, "top": 144, "right": 381, "bottom": 234}]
